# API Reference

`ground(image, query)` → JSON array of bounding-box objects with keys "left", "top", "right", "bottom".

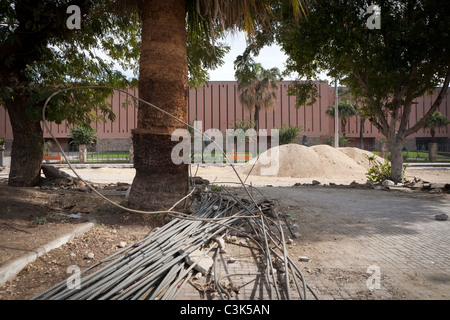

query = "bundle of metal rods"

[{"left": 32, "top": 188, "right": 317, "bottom": 300}]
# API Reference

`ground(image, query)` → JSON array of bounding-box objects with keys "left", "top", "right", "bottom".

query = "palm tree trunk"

[
  {"left": 254, "top": 107, "right": 260, "bottom": 131},
  {"left": 359, "top": 117, "right": 365, "bottom": 149},
  {"left": 128, "top": 0, "right": 189, "bottom": 210}
]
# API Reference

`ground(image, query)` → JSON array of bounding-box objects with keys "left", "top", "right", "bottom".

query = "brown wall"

[{"left": 0, "top": 81, "right": 449, "bottom": 141}]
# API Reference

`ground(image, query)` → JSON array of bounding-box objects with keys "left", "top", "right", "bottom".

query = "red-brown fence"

[{"left": 0, "top": 81, "right": 448, "bottom": 141}]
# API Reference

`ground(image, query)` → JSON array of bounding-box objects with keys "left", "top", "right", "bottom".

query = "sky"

[
  {"left": 117, "top": 30, "right": 333, "bottom": 84},
  {"left": 208, "top": 31, "right": 291, "bottom": 81},
  {"left": 208, "top": 31, "right": 333, "bottom": 83}
]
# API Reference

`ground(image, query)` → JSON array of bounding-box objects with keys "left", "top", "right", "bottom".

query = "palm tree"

[
  {"left": 325, "top": 99, "right": 359, "bottom": 137},
  {"left": 116, "top": 0, "right": 306, "bottom": 210},
  {"left": 424, "top": 111, "right": 450, "bottom": 142},
  {"left": 235, "top": 62, "right": 281, "bottom": 130},
  {"left": 424, "top": 111, "right": 449, "bottom": 162}
]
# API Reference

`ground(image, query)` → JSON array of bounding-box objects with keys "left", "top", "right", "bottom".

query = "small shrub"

[
  {"left": 70, "top": 126, "right": 97, "bottom": 147},
  {"left": 210, "top": 184, "right": 223, "bottom": 192},
  {"left": 43, "top": 141, "right": 53, "bottom": 153},
  {"left": 364, "top": 154, "right": 408, "bottom": 183},
  {"left": 324, "top": 135, "right": 350, "bottom": 147},
  {"left": 278, "top": 125, "right": 303, "bottom": 145},
  {"left": 32, "top": 217, "right": 47, "bottom": 226}
]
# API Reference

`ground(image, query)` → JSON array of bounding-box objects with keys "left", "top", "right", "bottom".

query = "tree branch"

[
  {"left": 352, "top": 69, "right": 389, "bottom": 134},
  {"left": 404, "top": 69, "right": 450, "bottom": 137},
  {"left": 368, "top": 116, "right": 385, "bottom": 134}
]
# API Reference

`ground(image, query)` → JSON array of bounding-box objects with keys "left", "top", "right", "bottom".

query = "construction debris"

[
  {"left": 32, "top": 189, "right": 317, "bottom": 300},
  {"left": 435, "top": 213, "right": 448, "bottom": 221},
  {"left": 185, "top": 249, "right": 214, "bottom": 275}
]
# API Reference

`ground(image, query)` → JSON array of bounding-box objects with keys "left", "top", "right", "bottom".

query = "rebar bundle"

[{"left": 32, "top": 189, "right": 317, "bottom": 300}]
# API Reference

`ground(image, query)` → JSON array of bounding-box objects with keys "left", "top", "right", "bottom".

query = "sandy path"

[{"left": 52, "top": 165, "right": 450, "bottom": 186}]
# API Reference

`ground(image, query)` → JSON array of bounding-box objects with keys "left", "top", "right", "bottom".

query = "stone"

[
  {"left": 430, "top": 183, "right": 446, "bottom": 190},
  {"left": 312, "top": 180, "right": 321, "bottom": 185},
  {"left": 194, "top": 272, "right": 203, "bottom": 280},
  {"left": 228, "top": 257, "right": 236, "bottom": 264},
  {"left": 214, "top": 236, "right": 227, "bottom": 253},
  {"left": 382, "top": 180, "right": 395, "bottom": 187},
  {"left": 185, "top": 249, "right": 213, "bottom": 275},
  {"left": 412, "top": 181, "right": 424, "bottom": 189},
  {"left": 86, "top": 252, "right": 95, "bottom": 259},
  {"left": 41, "top": 164, "right": 71, "bottom": 180},
  {"left": 298, "top": 256, "right": 310, "bottom": 262},
  {"left": 435, "top": 214, "right": 448, "bottom": 221},
  {"left": 77, "top": 186, "right": 89, "bottom": 192},
  {"left": 118, "top": 241, "right": 127, "bottom": 248},
  {"left": 422, "top": 182, "right": 431, "bottom": 189}
]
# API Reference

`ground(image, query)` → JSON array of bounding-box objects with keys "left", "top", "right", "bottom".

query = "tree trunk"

[
  {"left": 254, "top": 107, "right": 259, "bottom": 131},
  {"left": 6, "top": 96, "right": 43, "bottom": 187},
  {"left": 79, "top": 144, "right": 87, "bottom": 163},
  {"left": 381, "top": 142, "right": 388, "bottom": 159},
  {"left": 428, "top": 142, "right": 438, "bottom": 162},
  {"left": 128, "top": 0, "right": 189, "bottom": 210},
  {"left": 388, "top": 137, "right": 404, "bottom": 183},
  {"left": 359, "top": 118, "right": 365, "bottom": 149}
]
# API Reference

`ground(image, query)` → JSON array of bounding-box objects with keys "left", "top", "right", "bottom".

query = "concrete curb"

[{"left": 0, "top": 222, "right": 94, "bottom": 287}]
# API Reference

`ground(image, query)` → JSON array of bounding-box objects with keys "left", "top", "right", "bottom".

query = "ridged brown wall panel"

[{"left": 0, "top": 82, "right": 448, "bottom": 141}]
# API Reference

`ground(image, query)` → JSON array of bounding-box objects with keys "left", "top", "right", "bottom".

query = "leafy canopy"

[
  {"left": 0, "top": 0, "right": 229, "bottom": 126},
  {"left": 275, "top": 0, "right": 450, "bottom": 137}
]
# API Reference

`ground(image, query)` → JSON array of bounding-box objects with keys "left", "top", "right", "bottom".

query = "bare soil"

[{"left": 0, "top": 181, "right": 156, "bottom": 300}]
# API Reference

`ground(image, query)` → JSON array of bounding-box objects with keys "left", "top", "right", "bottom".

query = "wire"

[
  {"left": 41, "top": 85, "right": 264, "bottom": 218},
  {"left": 33, "top": 85, "right": 318, "bottom": 301}
]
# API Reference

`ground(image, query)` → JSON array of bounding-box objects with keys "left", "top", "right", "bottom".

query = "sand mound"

[
  {"left": 238, "top": 144, "right": 380, "bottom": 180},
  {"left": 337, "top": 147, "right": 381, "bottom": 170},
  {"left": 238, "top": 144, "right": 324, "bottom": 178}
]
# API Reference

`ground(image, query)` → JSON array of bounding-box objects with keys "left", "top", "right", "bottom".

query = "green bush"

[
  {"left": 323, "top": 135, "right": 350, "bottom": 147},
  {"left": 70, "top": 126, "right": 97, "bottom": 147},
  {"left": 278, "top": 125, "right": 303, "bottom": 145},
  {"left": 364, "top": 154, "right": 408, "bottom": 183}
]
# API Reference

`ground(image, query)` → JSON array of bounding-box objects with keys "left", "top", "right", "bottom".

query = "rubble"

[
  {"left": 185, "top": 249, "right": 214, "bottom": 275},
  {"left": 32, "top": 191, "right": 316, "bottom": 300},
  {"left": 435, "top": 214, "right": 448, "bottom": 221}
]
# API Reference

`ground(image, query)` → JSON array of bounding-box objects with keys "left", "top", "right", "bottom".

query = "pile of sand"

[{"left": 237, "top": 144, "right": 381, "bottom": 180}]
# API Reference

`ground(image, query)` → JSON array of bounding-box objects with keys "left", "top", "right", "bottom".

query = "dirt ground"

[{"left": 0, "top": 165, "right": 448, "bottom": 300}]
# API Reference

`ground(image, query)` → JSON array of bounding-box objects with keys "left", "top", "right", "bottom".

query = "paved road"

[
  {"left": 174, "top": 186, "right": 449, "bottom": 300},
  {"left": 258, "top": 186, "right": 450, "bottom": 299}
]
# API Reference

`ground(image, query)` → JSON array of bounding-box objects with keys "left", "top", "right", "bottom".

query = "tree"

[
  {"left": 0, "top": 0, "right": 229, "bottom": 188},
  {"left": 0, "top": 0, "right": 139, "bottom": 187},
  {"left": 424, "top": 112, "right": 450, "bottom": 142},
  {"left": 235, "top": 61, "right": 282, "bottom": 130},
  {"left": 424, "top": 111, "right": 449, "bottom": 162},
  {"left": 325, "top": 99, "right": 359, "bottom": 137},
  {"left": 272, "top": 0, "right": 450, "bottom": 182},
  {"left": 119, "top": 0, "right": 307, "bottom": 210}
]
